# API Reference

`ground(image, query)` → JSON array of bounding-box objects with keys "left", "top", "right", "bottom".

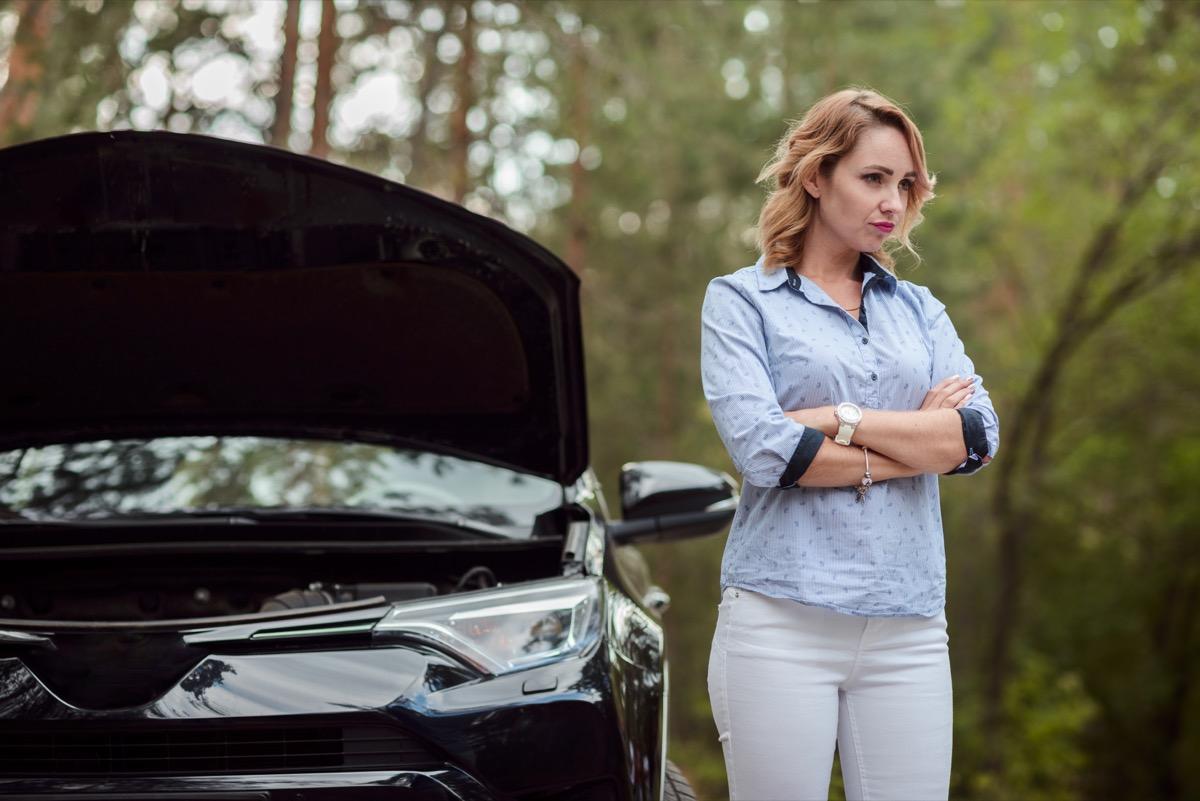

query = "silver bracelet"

[{"left": 854, "top": 447, "right": 873, "bottom": 503}]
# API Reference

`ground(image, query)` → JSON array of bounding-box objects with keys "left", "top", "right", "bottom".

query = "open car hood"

[{"left": 0, "top": 131, "right": 587, "bottom": 483}]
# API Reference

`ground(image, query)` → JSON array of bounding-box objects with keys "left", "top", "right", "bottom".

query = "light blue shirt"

[{"left": 700, "top": 253, "right": 1000, "bottom": 617}]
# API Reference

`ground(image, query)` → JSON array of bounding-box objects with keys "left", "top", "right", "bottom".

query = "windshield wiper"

[
  {"left": 1, "top": 507, "right": 514, "bottom": 538},
  {"left": 172, "top": 507, "right": 515, "bottom": 537}
]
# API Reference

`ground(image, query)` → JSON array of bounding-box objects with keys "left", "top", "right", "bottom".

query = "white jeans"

[{"left": 707, "top": 587, "right": 952, "bottom": 801}]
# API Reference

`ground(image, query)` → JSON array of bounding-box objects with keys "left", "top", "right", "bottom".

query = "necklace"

[{"left": 843, "top": 305, "right": 861, "bottom": 312}]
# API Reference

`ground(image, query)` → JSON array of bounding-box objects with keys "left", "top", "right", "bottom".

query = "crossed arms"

[
  {"left": 699, "top": 277, "right": 1000, "bottom": 491},
  {"left": 782, "top": 376, "right": 988, "bottom": 487}
]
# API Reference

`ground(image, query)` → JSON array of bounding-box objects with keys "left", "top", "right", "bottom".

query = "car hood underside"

[{"left": 0, "top": 131, "right": 587, "bottom": 483}]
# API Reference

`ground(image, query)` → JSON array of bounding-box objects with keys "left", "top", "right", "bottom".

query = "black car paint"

[{"left": 0, "top": 131, "right": 587, "bottom": 482}]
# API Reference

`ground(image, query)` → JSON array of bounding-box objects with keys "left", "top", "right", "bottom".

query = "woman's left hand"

[{"left": 920, "top": 375, "right": 975, "bottom": 411}]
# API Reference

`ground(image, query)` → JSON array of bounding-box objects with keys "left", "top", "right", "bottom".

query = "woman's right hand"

[{"left": 920, "top": 375, "right": 974, "bottom": 410}]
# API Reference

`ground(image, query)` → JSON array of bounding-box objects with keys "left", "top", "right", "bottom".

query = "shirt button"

[
  {"left": 861, "top": 337, "right": 869, "bottom": 345},
  {"left": 871, "top": 372, "right": 878, "bottom": 381}
]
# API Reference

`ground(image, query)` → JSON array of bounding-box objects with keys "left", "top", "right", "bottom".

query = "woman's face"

[{"left": 805, "top": 125, "right": 916, "bottom": 256}]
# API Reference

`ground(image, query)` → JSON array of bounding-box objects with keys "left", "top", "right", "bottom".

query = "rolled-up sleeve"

[
  {"left": 919, "top": 285, "right": 1000, "bottom": 475},
  {"left": 701, "top": 277, "right": 824, "bottom": 487}
]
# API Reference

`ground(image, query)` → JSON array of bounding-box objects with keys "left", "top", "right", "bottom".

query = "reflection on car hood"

[
  {"left": 0, "top": 131, "right": 588, "bottom": 482},
  {"left": 6, "top": 507, "right": 517, "bottom": 539}
]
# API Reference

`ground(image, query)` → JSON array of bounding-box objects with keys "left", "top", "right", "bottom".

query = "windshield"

[{"left": 0, "top": 437, "right": 563, "bottom": 538}]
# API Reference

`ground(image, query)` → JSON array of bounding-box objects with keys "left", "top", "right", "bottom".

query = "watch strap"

[{"left": 835, "top": 421, "right": 856, "bottom": 446}]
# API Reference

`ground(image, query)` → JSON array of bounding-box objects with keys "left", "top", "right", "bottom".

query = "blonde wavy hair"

[{"left": 756, "top": 88, "right": 936, "bottom": 272}]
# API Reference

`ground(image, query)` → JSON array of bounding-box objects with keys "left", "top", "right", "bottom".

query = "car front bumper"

[{"left": 0, "top": 641, "right": 630, "bottom": 800}]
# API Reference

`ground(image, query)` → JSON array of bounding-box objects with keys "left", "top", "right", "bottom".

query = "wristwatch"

[{"left": 834, "top": 401, "right": 863, "bottom": 446}]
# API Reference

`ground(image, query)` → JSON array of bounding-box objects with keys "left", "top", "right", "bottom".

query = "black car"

[{"left": 0, "top": 132, "right": 736, "bottom": 800}]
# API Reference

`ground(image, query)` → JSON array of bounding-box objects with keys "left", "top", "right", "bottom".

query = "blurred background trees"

[{"left": 2, "top": 0, "right": 1198, "bottom": 798}]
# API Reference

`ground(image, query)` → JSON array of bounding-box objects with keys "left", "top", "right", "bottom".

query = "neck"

[{"left": 796, "top": 222, "right": 862, "bottom": 283}]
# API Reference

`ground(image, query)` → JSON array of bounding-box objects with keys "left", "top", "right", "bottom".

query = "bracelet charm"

[{"left": 854, "top": 446, "right": 873, "bottom": 503}]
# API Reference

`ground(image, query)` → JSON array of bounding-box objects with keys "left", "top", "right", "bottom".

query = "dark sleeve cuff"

[
  {"left": 945, "top": 408, "right": 989, "bottom": 476},
  {"left": 779, "top": 427, "right": 825, "bottom": 489}
]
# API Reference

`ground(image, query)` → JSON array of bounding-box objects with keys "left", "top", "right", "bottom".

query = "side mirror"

[{"left": 608, "top": 461, "right": 739, "bottom": 546}]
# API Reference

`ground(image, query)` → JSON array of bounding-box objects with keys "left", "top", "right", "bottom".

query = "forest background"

[{"left": 2, "top": 0, "right": 1199, "bottom": 798}]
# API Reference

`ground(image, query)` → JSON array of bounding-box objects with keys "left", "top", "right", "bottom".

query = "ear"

[{"left": 802, "top": 173, "right": 821, "bottom": 200}]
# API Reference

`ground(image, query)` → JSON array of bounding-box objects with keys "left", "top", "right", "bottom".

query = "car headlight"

[{"left": 375, "top": 577, "right": 602, "bottom": 675}]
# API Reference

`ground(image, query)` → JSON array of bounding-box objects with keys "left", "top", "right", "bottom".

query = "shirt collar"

[
  {"left": 754, "top": 255, "right": 789, "bottom": 291},
  {"left": 859, "top": 252, "right": 898, "bottom": 294},
  {"left": 755, "top": 252, "right": 898, "bottom": 295}
]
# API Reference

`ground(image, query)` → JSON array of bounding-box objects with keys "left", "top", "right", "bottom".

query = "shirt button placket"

[{"left": 860, "top": 332, "right": 881, "bottom": 405}]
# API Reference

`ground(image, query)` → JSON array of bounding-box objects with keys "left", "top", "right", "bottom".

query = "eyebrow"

[{"left": 863, "top": 164, "right": 918, "bottom": 178}]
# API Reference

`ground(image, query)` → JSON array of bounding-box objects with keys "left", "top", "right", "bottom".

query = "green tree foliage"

[{"left": 2, "top": 1, "right": 1198, "bottom": 798}]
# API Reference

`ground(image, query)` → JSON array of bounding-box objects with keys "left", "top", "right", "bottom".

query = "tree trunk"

[
  {"left": 310, "top": 0, "right": 338, "bottom": 159},
  {"left": 404, "top": 22, "right": 443, "bottom": 188},
  {"left": 1147, "top": 563, "right": 1200, "bottom": 801},
  {"left": 270, "top": 0, "right": 301, "bottom": 149},
  {"left": 0, "top": 0, "right": 57, "bottom": 146},
  {"left": 449, "top": 1, "right": 475, "bottom": 204},
  {"left": 565, "top": 31, "right": 589, "bottom": 276}
]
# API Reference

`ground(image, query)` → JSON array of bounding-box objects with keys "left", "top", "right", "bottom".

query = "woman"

[{"left": 702, "top": 88, "right": 999, "bottom": 801}]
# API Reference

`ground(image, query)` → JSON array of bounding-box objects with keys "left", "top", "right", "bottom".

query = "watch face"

[{"left": 838, "top": 403, "right": 862, "bottom": 424}]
